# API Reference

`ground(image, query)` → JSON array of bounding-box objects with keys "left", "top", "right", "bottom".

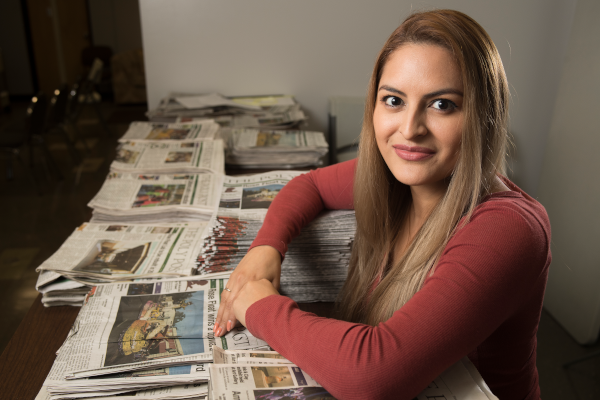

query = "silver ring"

[{"left": 224, "top": 287, "right": 232, "bottom": 292}]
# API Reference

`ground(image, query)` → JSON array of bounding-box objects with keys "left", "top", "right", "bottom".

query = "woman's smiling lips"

[{"left": 393, "top": 144, "right": 435, "bottom": 161}]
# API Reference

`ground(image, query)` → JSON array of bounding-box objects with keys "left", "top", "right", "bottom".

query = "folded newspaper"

[
  {"left": 35, "top": 222, "right": 210, "bottom": 286},
  {"left": 147, "top": 92, "right": 307, "bottom": 130},
  {"left": 88, "top": 173, "right": 223, "bottom": 224},
  {"left": 209, "top": 348, "right": 499, "bottom": 400},
  {"left": 118, "top": 121, "right": 220, "bottom": 143},
  {"left": 112, "top": 140, "right": 225, "bottom": 175},
  {"left": 226, "top": 129, "right": 328, "bottom": 168},
  {"left": 35, "top": 276, "right": 268, "bottom": 400},
  {"left": 196, "top": 171, "right": 355, "bottom": 302}
]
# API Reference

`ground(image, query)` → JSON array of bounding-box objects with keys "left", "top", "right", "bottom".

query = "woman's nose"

[{"left": 399, "top": 107, "right": 427, "bottom": 139}]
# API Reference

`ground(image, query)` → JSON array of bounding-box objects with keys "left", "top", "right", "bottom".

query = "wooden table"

[{"left": 0, "top": 294, "right": 333, "bottom": 399}]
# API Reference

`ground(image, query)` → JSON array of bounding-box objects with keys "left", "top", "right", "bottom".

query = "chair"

[
  {"left": 43, "top": 84, "right": 82, "bottom": 165},
  {"left": 328, "top": 96, "right": 364, "bottom": 164},
  {"left": 71, "top": 58, "right": 112, "bottom": 137},
  {"left": 0, "top": 92, "right": 49, "bottom": 194}
]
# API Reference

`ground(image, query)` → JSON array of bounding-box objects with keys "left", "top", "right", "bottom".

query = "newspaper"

[
  {"left": 35, "top": 276, "right": 268, "bottom": 400},
  {"left": 147, "top": 92, "right": 306, "bottom": 129},
  {"left": 112, "top": 140, "right": 225, "bottom": 175},
  {"left": 35, "top": 222, "right": 210, "bottom": 285},
  {"left": 209, "top": 356, "right": 499, "bottom": 400},
  {"left": 174, "top": 93, "right": 260, "bottom": 111},
  {"left": 193, "top": 171, "right": 355, "bottom": 302},
  {"left": 118, "top": 121, "right": 220, "bottom": 143},
  {"left": 213, "top": 348, "right": 289, "bottom": 365},
  {"left": 88, "top": 173, "right": 223, "bottom": 224},
  {"left": 226, "top": 129, "right": 328, "bottom": 168}
]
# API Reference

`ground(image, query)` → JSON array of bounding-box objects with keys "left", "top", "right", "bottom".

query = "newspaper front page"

[
  {"left": 112, "top": 140, "right": 225, "bottom": 175},
  {"left": 35, "top": 222, "right": 210, "bottom": 285},
  {"left": 35, "top": 276, "right": 268, "bottom": 400},
  {"left": 119, "top": 121, "right": 219, "bottom": 143},
  {"left": 88, "top": 173, "right": 223, "bottom": 223}
]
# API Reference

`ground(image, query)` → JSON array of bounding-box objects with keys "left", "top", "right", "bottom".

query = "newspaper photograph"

[
  {"left": 209, "top": 364, "right": 330, "bottom": 400},
  {"left": 35, "top": 276, "right": 268, "bottom": 400},
  {"left": 217, "top": 171, "right": 304, "bottom": 218},
  {"left": 111, "top": 140, "right": 225, "bottom": 175},
  {"left": 88, "top": 173, "right": 223, "bottom": 223},
  {"left": 118, "top": 121, "right": 220, "bottom": 143},
  {"left": 35, "top": 222, "right": 209, "bottom": 284}
]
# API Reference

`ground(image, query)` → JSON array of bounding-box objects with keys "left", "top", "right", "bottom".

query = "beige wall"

[
  {"left": 538, "top": 0, "right": 600, "bottom": 344},
  {"left": 139, "top": 0, "right": 578, "bottom": 197}
]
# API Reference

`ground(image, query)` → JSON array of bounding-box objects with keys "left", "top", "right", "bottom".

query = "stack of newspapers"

[
  {"left": 226, "top": 128, "right": 329, "bottom": 169},
  {"left": 35, "top": 276, "right": 269, "bottom": 400},
  {"left": 210, "top": 347, "right": 499, "bottom": 400},
  {"left": 35, "top": 275, "right": 498, "bottom": 400},
  {"left": 111, "top": 140, "right": 225, "bottom": 175},
  {"left": 146, "top": 93, "right": 307, "bottom": 130},
  {"left": 35, "top": 222, "right": 211, "bottom": 288},
  {"left": 196, "top": 171, "right": 356, "bottom": 302},
  {"left": 88, "top": 172, "right": 223, "bottom": 224},
  {"left": 118, "top": 120, "right": 220, "bottom": 143}
]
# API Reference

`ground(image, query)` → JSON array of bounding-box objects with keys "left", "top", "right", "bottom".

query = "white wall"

[
  {"left": 538, "top": 0, "right": 600, "bottom": 345},
  {"left": 140, "top": 0, "right": 577, "bottom": 196}
]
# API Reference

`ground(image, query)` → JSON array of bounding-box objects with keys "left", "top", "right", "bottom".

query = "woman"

[{"left": 214, "top": 9, "right": 550, "bottom": 400}]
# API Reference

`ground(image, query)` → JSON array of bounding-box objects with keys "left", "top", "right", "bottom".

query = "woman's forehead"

[{"left": 379, "top": 44, "right": 463, "bottom": 91}]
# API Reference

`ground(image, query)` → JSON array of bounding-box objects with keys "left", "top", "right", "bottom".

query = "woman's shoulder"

[
  {"left": 463, "top": 176, "right": 551, "bottom": 254},
  {"left": 481, "top": 176, "right": 550, "bottom": 232}
]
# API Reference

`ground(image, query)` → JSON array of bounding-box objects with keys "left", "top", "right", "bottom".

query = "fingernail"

[
  {"left": 213, "top": 322, "right": 220, "bottom": 332},
  {"left": 226, "top": 320, "right": 232, "bottom": 331}
]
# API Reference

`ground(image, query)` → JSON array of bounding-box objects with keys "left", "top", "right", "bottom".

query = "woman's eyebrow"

[
  {"left": 425, "top": 88, "right": 464, "bottom": 98},
  {"left": 378, "top": 85, "right": 405, "bottom": 96},
  {"left": 378, "top": 85, "right": 463, "bottom": 98}
]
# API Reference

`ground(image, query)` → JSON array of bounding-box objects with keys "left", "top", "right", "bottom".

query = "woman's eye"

[
  {"left": 384, "top": 96, "right": 402, "bottom": 107},
  {"left": 431, "top": 99, "right": 457, "bottom": 111}
]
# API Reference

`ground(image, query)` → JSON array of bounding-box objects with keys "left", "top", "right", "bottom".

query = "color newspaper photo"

[
  {"left": 146, "top": 127, "right": 190, "bottom": 140},
  {"left": 132, "top": 184, "right": 186, "bottom": 207},
  {"left": 73, "top": 240, "right": 152, "bottom": 274},
  {"left": 241, "top": 184, "right": 284, "bottom": 209},
  {"left": 104, "top": 291, "right": 206, "bottom": 367}
]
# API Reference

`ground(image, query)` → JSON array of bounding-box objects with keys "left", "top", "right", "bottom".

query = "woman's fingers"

[{"left": 213, "top": 245, "right": 282, "bottom": 337}]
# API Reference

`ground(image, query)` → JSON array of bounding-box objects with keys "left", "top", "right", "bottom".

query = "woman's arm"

[
  {"left": 240, "top": 199, "right": 550, "bottom": 399},
  {"left": 214, "top": 159, "right": 356, "bottom": 336}
]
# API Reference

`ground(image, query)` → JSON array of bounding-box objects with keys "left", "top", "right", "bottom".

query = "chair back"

[
  {"left": 47, "top": 84, "right": 69, "bottom": 130},
  {"left": 26, "top": 92, "right": 48, "bottom": 137}
]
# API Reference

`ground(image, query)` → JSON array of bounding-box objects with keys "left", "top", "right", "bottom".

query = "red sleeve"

[
  {"left": 246, "top": 197, "right": 550, "bottom": 400},
  {"left": 249, "top": 159, "right": 356, "bottom": 258}
]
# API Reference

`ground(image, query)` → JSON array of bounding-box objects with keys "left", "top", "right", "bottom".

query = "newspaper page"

[
  {"left": 119, "top": 121, "right": 220, "bottom": 143},
  {"left": 209, "top": 357, "right": 498, "bottom": 400},
  {"left": 213, "top": 347, "right": 289, "bottom": 365},
  {"left": 35, "top": 276, "right": 267, "bottom": 400},
  {"left": 112, "top": 140, "right": 225, "bottom": 175},
  {"left": 35, "top": 222, "right": 209, "bottom": 284},
  {"left": 209, "top": 364, "right": 328, "bottom": 400},
  {"left": 88, "top": 172, "right": 223, "bottom": 222}
]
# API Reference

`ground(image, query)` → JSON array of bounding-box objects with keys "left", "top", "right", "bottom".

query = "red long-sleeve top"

[{"left": 245, "top": 159, "right": 551, "bottom": 400}]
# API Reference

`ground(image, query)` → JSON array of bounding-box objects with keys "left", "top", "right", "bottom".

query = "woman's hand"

[
  {"left": 232, "top": 279, "right": 280, "bottom": 327},
  {"left": 214, "top": 245, "right": 282, "bottom": 336}
]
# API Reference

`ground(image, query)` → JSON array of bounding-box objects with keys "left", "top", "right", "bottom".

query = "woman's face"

[{"left": 373, "top": 43, "right": 464, "bottom": 190}]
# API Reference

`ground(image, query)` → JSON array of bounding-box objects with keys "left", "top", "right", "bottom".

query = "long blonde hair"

[{"left": 337, "top": 9, "right": 510, "bottom": 325}]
